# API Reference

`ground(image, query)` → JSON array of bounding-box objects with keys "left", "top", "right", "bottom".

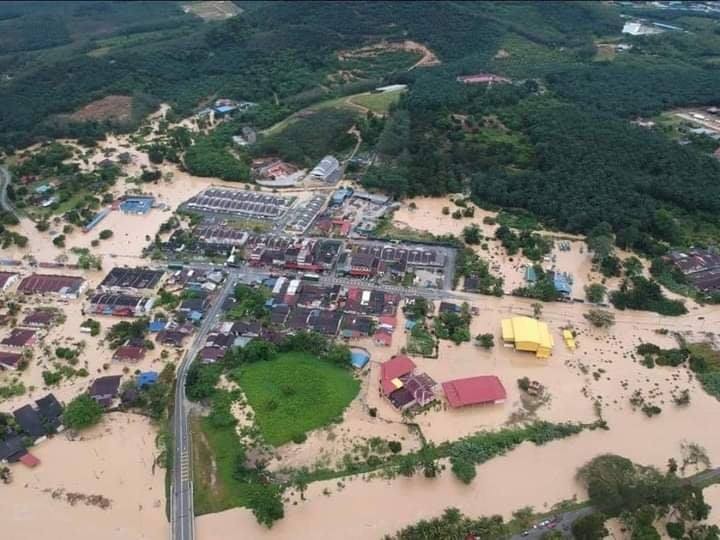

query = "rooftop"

[{"left": 442, "top": 376, "right": 507, "bottom": 408}]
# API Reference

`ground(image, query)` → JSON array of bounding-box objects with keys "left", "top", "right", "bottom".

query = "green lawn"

[
  {"left": 349, "top": 89, "right": 405, "bottom": 114},
  {"left": 234, "top": 352, "right": 360, "bottom": 446},
  {"left": 191, "top": 414, "right": 272, "bottom": 515}
]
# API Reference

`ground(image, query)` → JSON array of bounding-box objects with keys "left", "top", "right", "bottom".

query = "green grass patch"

[
  {"left": 191, "top": 414, "right": 270, "bottom": 514},
  {"left": 349, "top": 89, "right": 405, "bottom": 114},
  {"left": 496, "top": 209, "right": 540, "bottom": 231},
  {"left": 233, "top": 352, "right": 359, "bottom": 446},
  {"left": 406, "top": 324, "right": 437, "bottom": 357}
]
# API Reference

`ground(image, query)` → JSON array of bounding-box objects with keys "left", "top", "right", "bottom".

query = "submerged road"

[{"left": 171, "top": 274, "right": 237, "bottom": 540}]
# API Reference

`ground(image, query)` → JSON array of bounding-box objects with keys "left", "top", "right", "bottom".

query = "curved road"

[{"left": 171, "top": 274, "right": 238, "bottom": 540}]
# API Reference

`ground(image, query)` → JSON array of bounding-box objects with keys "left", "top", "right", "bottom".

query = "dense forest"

[{"left": 3, "top": 1, "right": 720, "bottom": 250}]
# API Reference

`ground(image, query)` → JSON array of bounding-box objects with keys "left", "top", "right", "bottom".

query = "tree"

[
  {"left": 450, "top": 456, "right": 476, "bottom": 484},
  {"left": 586, "top": 222, "right": 615, "bottom": 261},
  {"left": 585, "top": 283, "right": 607, "bottom": 304},
  {"left": 476, "top": 333, "right": 495, "bottom": 349},
  {"left": 584, "top": 309, "right": 615, "bottom": 328},
  {"left": 623, "top": 256, "right": 643, "bottom": 278},
  {"left": 462, "top": 224, "right": 482, "bottom": 245},
  {"left": 292, "top": 467, "right": 310, "bottom": 501},
  {"left": 147, "top": 146, "right": 164, "bottom": 164},
  {"left": 397, "top": 453, "right": 419, "bottom": 477},
  {"left": 531, "top": 302, "right": 543, "bottom": 319},
  {"left": 248, "top": 486, "right": 284, "bottom": 528},
  {"left": 572, "top": 513, "right": 609, "bottom": 540},
  {"left": 323, "top": 343, "right": 350, "bottom": 367},
  {"left": 52, "top": 234, "right": 65, "bottom": 248},
  {"left": 99, "top": 229, "right": 113, "bottom": 240},
  {"left": 63, "top": 394, "right": 103, "bottom": 430}
]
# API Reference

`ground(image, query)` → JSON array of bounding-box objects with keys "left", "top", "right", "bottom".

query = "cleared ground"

[
  {"left": 66, "top": 95, "right": 133, "bottom": 123},
  {"left": 348, "top": 89, "right": 405, "bottom": 114},
  {"left": 233, "top": 352, "right": 360, "bottom": 446},
  {"left": 182, "top": 1, "right": 241, "bottom": 21}
]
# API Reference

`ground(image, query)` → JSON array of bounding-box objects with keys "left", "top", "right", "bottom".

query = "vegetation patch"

[{"left": 232, "top": 352, "right": 359, "bottom": 446}]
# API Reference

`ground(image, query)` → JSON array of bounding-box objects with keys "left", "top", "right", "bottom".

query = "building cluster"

[
  {"left": 313, "top": 187, "right": 395, "bottom": 238},
  {"left": 378, "top": 354, "right": 507, "bottom": 411},
  {"left": 665, "top": 247, "right": 720, "bottom": 293},
  {"left": 182, "top": 188, "right": 294, "bottom": 220},
  {"left": 0, "top": 308, "right": 59, "bottom": 369},
  {"left": 0, "top": 393, "right": 64, "bottom": 468},
  {"left": 252, "top": 158, "right": 304, "bottom": 187},
  {"left": 198, "top": 278, "right": 402, "bottom": 364},
  {"left": 87, "top": 267, "right": 165, "bottom": 317}
]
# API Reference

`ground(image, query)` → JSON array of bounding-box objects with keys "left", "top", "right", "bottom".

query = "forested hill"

[
  {"left": 0, "top": 1, "right": 617, "bottom": 149},
  {"left": 2, "top": 1, "right": 720, "bottom": 248}
]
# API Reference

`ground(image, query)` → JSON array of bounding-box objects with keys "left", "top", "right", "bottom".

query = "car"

[
  {"left": 521, "top": 531, "right": 530, "bottom": 537},
  {"left": 539, "top": 519, "right": 551, "bottom": 527}
]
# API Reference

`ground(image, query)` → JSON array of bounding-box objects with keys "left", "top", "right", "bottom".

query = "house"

[
  {"left": 89, "top": 375, "right": 122, "bottom": 406},
  {"left": 22, "top": 309, "right": 56, "bottom": 328},
  {"left": 89, "top": 292, "right": 155, "bottom": 317},
  {"left": 17, "top": 274, "right": 86, "bottom": 299},
  {"left": 389, "top": 373, "right": 437, "bottom": 410},
  {"left": 179, "top": 297, "right": 207, "bottom": 314},
  {"left": 0, "top": 434, "right": 26, "bottom": 463},
  {"left": 501, "top": 316, "right": 554, "bottom": 359},
  {"left": 379, "top": 355, "right": 416, "bottom": 396},
  {"left": 378, "top": 314, "right": 397, "bottom": 331},
  {"left": 439, "top": 302, "right": 461, "bottom": 314},
  {"left": 35, "top": 394, "right": 63, "bottom": 432},
  {"left": 119, "top": 197, "right": 154, "bottom": 215},
  {"left": 1, "top": 328, "right": 36, "bottom": 349},
  {"left": 0, "top": 271, "right": 18, "bottom": 291},
  {"left": 148, "top": 320, "right": 167, "bottom": 333},
  {"left": 373, "top": 328, "right": 393, "bottom": 347},
  {"left": 309, "top": 155, "right": 341, "bottom": 183},
  {"left": 0, "top": 351, "right": 22, "bottom": 370},
  {"left": 157, "top": 330, "right": 187, "bottom": 348},
  {"left": 137, "top": 371, "right": 158, "bottom": 388},
  {"left": 350, "top": 349, "right": 370, "bottom": 369},
  {"left": 13, "top": 405, "right": 47, "bottom": 441},
  {"left": 340, "top": 315, "right": 374, "bottom": 338},
  {"left": 442, "top": 376, "right": 506, "bottom": 408},
  {"left": 100, "top": 267, "right": 164, "bottom": 291},
  {"left": 349, "top": 253, "right": 377, "bottom": 277},
  {"left": 113, "top": 346, "right": 146, "bottom": 362}
]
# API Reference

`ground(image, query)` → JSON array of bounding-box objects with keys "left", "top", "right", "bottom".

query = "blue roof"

[
  {"left": 137, "top": 371, "right": 158, "bottom": 387},
  {"left": 350, "top": 350, "right": 369, "bottom": 369},
  {"left": 405, "top": 319, "right": 418, "bottom": 330},
  {"left": 120, "top": 198, "right": 153, "bottom": 214},
  {"left": 189, "top": 310, "right": 203, "bottom": 321},
  {"left": 525, "top": 266, "right": 538, "bottom": 283},
  {"left": 148, "top": 320, "right": 166, "bottom": 332},
  {"left": 553, "top": 274, "right": 572, "bottom": 295},
  {"left": 215, "top": 105, "right": 236, "bottom": 113}
]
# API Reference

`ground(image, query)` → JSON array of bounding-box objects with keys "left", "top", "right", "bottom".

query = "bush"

[
  {"left": 450, "top": 456, "right": 477, "bottom": 484},
  {"left": 291, "top": 432, "right": 307, "bottom": 444},
  {"left": 63, "top": 394, "right": 103, "bottom": 430},
  {"left": 388, "top": 441, "right": 402, "bottom": 454},
  {"left": 98, "top": 229, "right": 113, "bottom": 240}
]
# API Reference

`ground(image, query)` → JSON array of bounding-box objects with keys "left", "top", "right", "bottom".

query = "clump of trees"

[
  {"left": 610, "top": 276, "right": 687, "bottom": 316},
  {"left": 584, "top": 309, "right": 615, "bottom": 328},
  {"left": 434, "top": 303, "right": 471, "bottom": 344},
  {"left": 63, "top": 394, "right": 103, "bottom": 430}
]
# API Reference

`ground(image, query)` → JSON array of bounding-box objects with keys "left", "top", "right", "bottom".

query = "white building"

[{"left": 309, "top": 155, "right": 342, "bottom": 183}]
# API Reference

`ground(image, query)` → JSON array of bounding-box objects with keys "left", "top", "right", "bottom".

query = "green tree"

[
  {"left": 462, "top": 224, "right": 482, "bottom": 245},
  {"left": 572, "top": 512, "right": 609, "bottom": 540},
  {"left": 585, "top": 283, "right": 607, "bottom": 304},
  {"left": 584, "top": 309, "right": 615, "bottom": 328},
  {"left": 99, "top": 229, "right": 113, "bottom": 240},
  {"left": 248, "top": 487, "right": 284, "bottom": 528},
  {"left": 476, "top": 333, "right": 495, "bottom": 349},
  {"left": 450, "top": 456, "right": 476, "bottom": 484},
  {"left": 63, "top": 394, "right": 103, "bottom": 430},
  {"left": 292, "top": 467, "right": 311, "bottom": 501}
]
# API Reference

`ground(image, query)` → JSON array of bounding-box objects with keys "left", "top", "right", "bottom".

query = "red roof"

[
  {"left": 374, "top": 329, "right": 392, "bottom": 347},
  {"left": 378, "top": 315, "right": 397, "bottom": 328},
  {"left": 20, "top": 452, "right": 40, "bottom": 467},
  {"left": 380, "top": 354, "right": 416, "bottom": 395},
  {"left": 113, "top": 346, "right": 146, "bottom": 361},
  {"left": 442, "top": 376, "right": 506, "bottom": 408}
]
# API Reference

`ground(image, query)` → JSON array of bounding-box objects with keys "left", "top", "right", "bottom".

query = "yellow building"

[
  {"left": 562, "top": 329, "right": 576, "bottom": 351},
  {"left": 501, "top": 316, "right": 554, "bottom": 358}
]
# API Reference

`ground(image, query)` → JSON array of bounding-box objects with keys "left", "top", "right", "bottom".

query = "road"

[
  {"left": 0, "top": 165, "right": 19, "bottom": 220},
  {"left": 508, "top": 467, "right": 720, "bottom": 539},
  {"left": 170, "top": 273, "right": 237, "bottom": 540}
]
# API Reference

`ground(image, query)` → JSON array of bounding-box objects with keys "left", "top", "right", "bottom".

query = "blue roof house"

[{"left": 137, "top": 371, "right": 159, "bottom": 388}]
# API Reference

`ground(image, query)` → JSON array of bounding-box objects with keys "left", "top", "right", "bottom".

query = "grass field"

[
  {"left": 191, "top": 414, "right": 270, "bottom": 514},
  {"left": 406, "top": 324, "right": 437, "bottom": 357},
  {"left": 233, "top": 352, "right": 360, "bottom": 446},
  {"left": 349, "top": 89, "right": 405, "bottom": 114}
]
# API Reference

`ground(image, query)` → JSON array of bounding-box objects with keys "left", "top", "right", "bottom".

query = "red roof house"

[
  {"left": 442, "top": 376, "right": 507, "bottom": 408},
  {"left": 373, "top": 328, "right": 392, "bottom": 347},
  {"left": 19, "top": 452, "right": 40, "bottom": 468},
  {"left": 1, "top": 328, "right": 36, "bottom": 348},
  {"left": 112, "top": 346, "right": 146, "bottom": 362},
  {"left": 379, "top": 355, "right": 416, "bottom": 396},
  {"left": 0, "top": 351, "right": 22, "bottom": 370},
  {"left": 378, "top": 314, "right": 397, "bottom": 329}
]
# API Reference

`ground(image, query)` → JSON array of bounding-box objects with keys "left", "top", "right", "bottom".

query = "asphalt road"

[{"left": 170, "top": 273, "right": 237, "bottom": 540}]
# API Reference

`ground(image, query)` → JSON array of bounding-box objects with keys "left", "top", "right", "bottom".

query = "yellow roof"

[
  {"left": 501, "top": 316, "right": 554, "bottom": 357},
  {"left": 501, "top": 319, "right": 514, "bottom": 341},
  {"left": 563, "top": 330, "right": 576, "bottom": 350}
]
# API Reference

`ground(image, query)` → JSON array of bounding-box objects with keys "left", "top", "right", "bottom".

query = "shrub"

[
  {"left": 98, "top": 229, "right": 113, "bottom": 240},
  {"left": 388, "top": 441, "right": 402, "bottom": 454},
  {"left": 63, "top": 394, "right": 103, "bottom": 430},
  {"left": 291, "top": 432, "right": 307, "bottom": 444}
]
